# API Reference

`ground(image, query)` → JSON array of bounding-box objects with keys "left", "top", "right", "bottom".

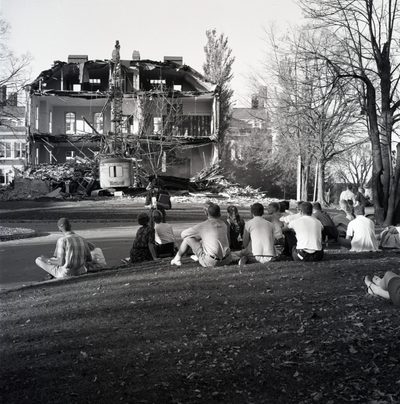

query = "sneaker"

[
  {"left": 171, "top": 256, "right": 182, "bottom": 266},
  {"left": 190, "top": 255, "right": 199, "bottom": 262}
]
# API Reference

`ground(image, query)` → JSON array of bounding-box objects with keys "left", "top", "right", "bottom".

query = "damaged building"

[
  {"left": 0, "top": 86, "right": 27, "bottom": 186},
  {"left": 26, "top": 42, "right": 219, "bottom": 185}
]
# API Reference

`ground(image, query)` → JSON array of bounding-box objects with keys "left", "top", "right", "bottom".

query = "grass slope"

[{"left": 1, "top": 252, "right": 400, "bottom": 404}]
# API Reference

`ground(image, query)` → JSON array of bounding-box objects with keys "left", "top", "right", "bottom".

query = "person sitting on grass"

[
  {"left": 225, "top": 205, "right": 245, "bottom": 251},
  {"left": 364, "top": 272, "right": 400, "bottom": 306},
  {"left": 285, "top": 202, "right": 324, "bottom": 262},
  {"left": 35, "top": 218, "right": 92, "bottom": 279},
  {"left": 265, "top": 202, "right": 285, "bottom": 245},
  {"left": 171, "top": 203, "right": 231, "bottom": 268},
  {"left": 239, "top": 203, "right": 276, "bottom": 266},
  {"left": 152, "top": 209, "right": 176, "bottom": 258},
  {"left": 129, "top": 212, "right": 158, "bottom": 264},
  {"left": 339, "top": 205, "right": 379, "bottom": 252},
  {"left": 312, "top": 202, "right": 338, "bottom": 242}
]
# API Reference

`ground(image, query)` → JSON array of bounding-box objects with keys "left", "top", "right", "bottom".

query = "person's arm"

[
  {"left": 50, "top": 238, "right": 64, "bottom": 265},
  {"left": 242, "top": 224, "right": 250, "bottom": 249},
  {"left": 148, "top": 243, "right": 159, "bottom": 260},
  {"left": 346, "top": 223, "right": 353, "bottom": 240}
]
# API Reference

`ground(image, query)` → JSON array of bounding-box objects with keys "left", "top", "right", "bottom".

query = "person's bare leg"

[
  {"left": 379, "top": 271, "right": 399, "bottom": 291},
  {"left": 171, "top": 239, "right": 189, "bottom": 266},
  {"left": 364, "top": 275, "right": 390, "bottom": 300}
]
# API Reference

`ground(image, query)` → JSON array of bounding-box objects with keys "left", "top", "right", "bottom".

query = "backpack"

[{"left": 157, "top": 191, "right": 171, "bottom": 210}]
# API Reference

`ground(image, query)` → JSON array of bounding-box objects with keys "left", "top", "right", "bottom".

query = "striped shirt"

[{"left": 53, "top": 231, "right": 91, "bottom": 276}]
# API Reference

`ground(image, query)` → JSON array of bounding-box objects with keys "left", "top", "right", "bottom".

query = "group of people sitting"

[{"left": 34, "top": 194, "right": 400, "bottom": 307}]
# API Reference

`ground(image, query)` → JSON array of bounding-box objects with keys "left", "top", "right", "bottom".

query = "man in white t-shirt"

[
  {"left": 339, "top": 184, "right": 356, "bottom": 206},
  {"left": 239, "top": 203, "right": 276, "bottom": 265},
  {"left": 341, "top": 205, "right": 379, "bottom": 252},
  {"left": 287, "top": 202, "right": 324, "bottom": 261}
]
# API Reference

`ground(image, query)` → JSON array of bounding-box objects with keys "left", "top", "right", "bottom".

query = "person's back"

[
  {"left": 347, "top": 214, "right": 379, "bottom": 252},
  {"left": 183, "top": 218, "right": 230, "bottom": 258},
  {"left": 289, "top": 215, "right": 323, "bottom": 252},
  {"left": 61, "top": 232, "right": 89, "bottom": 275},
  {"left": 245, "top": 216, "right": 276, "bottom": 257},
  {"left": 155, "top": 222, "right": 175, "bottom": 244},
  {"left": 312, "top": 203, "right": 338, "bottom": 241}
]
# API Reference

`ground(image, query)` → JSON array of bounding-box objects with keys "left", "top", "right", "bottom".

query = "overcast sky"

[{"left": 1, "top": 0, "right": 303, "bottom": 106}]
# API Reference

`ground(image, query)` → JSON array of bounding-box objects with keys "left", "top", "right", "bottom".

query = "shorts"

[
  {"left": 388, "top": 277, "right": 400, "bottom": 306},
  {"left": 185, "top": 237, "right": 231, "bottom": 268},
  {"left": 292, "top": 248, "right": 324, "bottom": 262}
]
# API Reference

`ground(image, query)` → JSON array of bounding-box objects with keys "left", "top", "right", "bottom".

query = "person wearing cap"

[
  {"left": 35, "top": 218, "right": 92, "bottom": 278},
  {"left": 171, "top": 203, "right": 232, "bottom": 267}
]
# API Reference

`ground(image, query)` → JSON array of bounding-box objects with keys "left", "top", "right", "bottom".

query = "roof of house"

[{"left": 232, "top": 108, "right": 268, "bottom": 121}]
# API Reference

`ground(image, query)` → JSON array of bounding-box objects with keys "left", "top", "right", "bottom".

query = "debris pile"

[
  {"left": 0, "top": 161, "right": 99, "bottom": 201},
  {"left": 191, "top": 163, "right": 266, "bottom": 198}
]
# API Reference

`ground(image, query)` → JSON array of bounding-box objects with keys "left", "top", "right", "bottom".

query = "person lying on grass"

[
  {"left": 171, "top": 202, "right": 232, "bottom": 268},
  {"left": 364, "top": 272, "right": 400, "bottom": 306}
]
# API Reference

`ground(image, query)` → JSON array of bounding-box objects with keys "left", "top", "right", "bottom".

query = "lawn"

[{"left": 1, "top": 251, "right": 400, "bottom": 404}]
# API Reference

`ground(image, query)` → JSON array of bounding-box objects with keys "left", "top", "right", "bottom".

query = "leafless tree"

[
  {"left": 299, "top": 0, "right": 400, "bottom": 223},
  {"left": 266, "top": 26, "right": 364, "bottom": 202}
]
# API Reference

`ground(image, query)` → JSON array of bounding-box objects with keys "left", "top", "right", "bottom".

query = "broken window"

[
  {"left": 65, "top": 150, "right": 76, "bottom": 161},
  {"left": 109, "top": 165, "right": 123, "bottom": 178},
  {"left": 65, "top": 112, "right": 76, "bottom": 134},
  {"left": 94, "top": 113, "right": 103, "bottom": 134}
]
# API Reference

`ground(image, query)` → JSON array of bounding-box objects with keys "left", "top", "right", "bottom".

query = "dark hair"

[
  {"left": 138, "top": 212, "right": 150, "bottom": 226},
  {"left": 313, "top": 202, "right": 322, "bottom": 211},
  {"left": 279, "top": 200, "right": 289, "bottom": 212},
  {"left": 57, "top": 217, "right": 71, "bottom": 231},
  {"left": 268, "top": 202, "right": 280, "bottom": 212},
  {"left": 208, "top": 203, "right": 221, "bottom": 218},
  {"left": 300, "top": 202, "right": 313, "bottom": 216},
  {"left": 152, "top": 210, "right": 163, "bottom": 223},
  {"left": 251, "top": 203, "right": 264, "bottom": 216},
  {"left": 354, "top": 205, "right": 365, "bottom": 216}
]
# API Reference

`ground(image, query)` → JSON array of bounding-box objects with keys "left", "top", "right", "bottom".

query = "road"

[{"left": 0, "top": 220, "right": 195, "bottom": 290}]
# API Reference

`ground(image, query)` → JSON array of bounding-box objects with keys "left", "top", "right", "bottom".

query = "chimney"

[
  {"left": 251, "top": 95, "right": 259, "bottom": 109},
  {"left": 68, "top": 55, "right": 88, "bottom": 64},
  {"left": 132, "top": 50, "right": 140, "bottom": 61},
  {"left": 164, "top": 56, "right": 183, "bottom": 65}
]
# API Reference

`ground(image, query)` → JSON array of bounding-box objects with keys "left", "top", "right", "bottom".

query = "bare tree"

[
  {"left": 0, "top": 18, "right": 30, "bottom": 129},
  {"left": 266, "top": 27, "right": 364, "bottom": 202},
  {"left": 299, "top": 0, "right": 400, "bottom": 224}
]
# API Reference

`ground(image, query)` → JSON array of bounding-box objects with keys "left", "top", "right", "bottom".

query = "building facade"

[
  {"left": 0, "top": 87, "right": 27, "bottom": 185},
  {"left": 26, "top": 45, "right": 219, "bottom": 179}
]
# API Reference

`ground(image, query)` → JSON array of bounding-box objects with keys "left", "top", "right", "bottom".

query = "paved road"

[{"left": 0, "top": 221, "right": 195, "bottom": 290}]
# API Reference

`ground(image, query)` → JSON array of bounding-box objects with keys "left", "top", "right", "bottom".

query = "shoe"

[
  {"left": 190, "top": 255, "right": 199, "bottom": 262},
  {"left": 171, "top": 256, "right": 182, "bottom": 266}
]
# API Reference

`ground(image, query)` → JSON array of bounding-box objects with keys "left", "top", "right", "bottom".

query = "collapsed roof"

[{"left": 28, "top": 58, "right": 217, "bottom": 96}]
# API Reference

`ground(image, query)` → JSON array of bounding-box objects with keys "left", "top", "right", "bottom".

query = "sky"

[{"left": 0, "top": 0, "right": 303, "bottom": 107}]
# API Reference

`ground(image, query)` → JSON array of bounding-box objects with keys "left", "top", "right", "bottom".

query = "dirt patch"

[{"left": 1, "top": 251, "right": 400, "bottom": 403}]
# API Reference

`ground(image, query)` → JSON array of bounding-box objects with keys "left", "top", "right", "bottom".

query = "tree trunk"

[
  {"left": 317, "top": 160, "right": 326, "bottom": 205},
  {"left": 301, "top": 163, "right": 309, "bottom": 201},
  {"left": 385, "top": 143, "right": 400, "bottom": 225}
]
